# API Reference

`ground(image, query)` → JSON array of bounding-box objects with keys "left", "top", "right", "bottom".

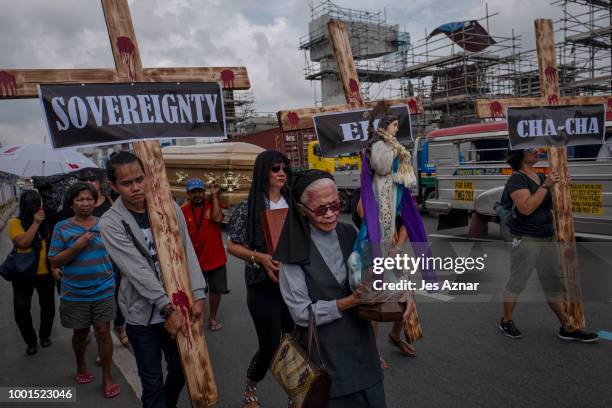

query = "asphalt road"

[{"left": 1, "top": 213, "right": 611, "bottom": 408}]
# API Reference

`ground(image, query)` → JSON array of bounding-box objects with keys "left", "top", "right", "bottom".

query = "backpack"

[
  {"left": 495, "top": 186, "right": 515, "bottom": 226},
  {"left": 496, "top": 172, "right": 545, "bottom": 226}
]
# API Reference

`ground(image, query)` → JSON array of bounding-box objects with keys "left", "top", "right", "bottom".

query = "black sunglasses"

[
  {"left": 270, "top": 164, "right": 286, "bottom": 173},
  {"left": 78, "top": 176, "right": 98, "bottom": 182},
  {"left": 301, "top": 201, "right": 342, "bottom": 216}
]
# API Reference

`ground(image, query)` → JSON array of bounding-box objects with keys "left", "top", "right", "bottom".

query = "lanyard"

[{"left": 190, "top": 204, "right": 205, "bottom": 232}]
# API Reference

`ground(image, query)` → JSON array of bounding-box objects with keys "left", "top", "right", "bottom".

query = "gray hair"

[{"left": 299, "top": 178, "right": 338, "bottom": 205}]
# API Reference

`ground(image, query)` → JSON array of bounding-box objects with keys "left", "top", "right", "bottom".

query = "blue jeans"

[{"left": 126, "top": 323, "right": 185, "bottom": 408}]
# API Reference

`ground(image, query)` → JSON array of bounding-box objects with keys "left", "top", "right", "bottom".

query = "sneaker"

[
  {"left": 499, "top": 318, "right": 522, "bottom": 339},
  {"left": 557, "top": 327, "right": 599, "bottom": 343}
]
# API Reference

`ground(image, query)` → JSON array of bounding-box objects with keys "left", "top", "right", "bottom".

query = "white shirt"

[{"left": 269, "top": 196, "right": 289, "bottom": 210}]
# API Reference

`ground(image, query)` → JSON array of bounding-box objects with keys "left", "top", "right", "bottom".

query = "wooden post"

[
  {"left": 327, "top": 20, "right": 365, "bottom": 108},
  {"left": 100, "top": 0, "right": 218, "bottom": 404},
  {"left": 534, "top": 19, "right": 584, "bottom": 330}
]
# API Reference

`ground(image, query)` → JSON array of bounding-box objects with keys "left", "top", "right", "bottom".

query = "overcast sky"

[{"left": 0, "top": 0, "right": 562, "bottom": 145}]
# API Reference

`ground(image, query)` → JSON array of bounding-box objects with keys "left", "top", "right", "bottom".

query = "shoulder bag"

[
  {"left": 271, "top": 307, "right": 331, "bottom": 408},
  {"left": 0, "top": 247, "right": 38, "bottom": 282}
]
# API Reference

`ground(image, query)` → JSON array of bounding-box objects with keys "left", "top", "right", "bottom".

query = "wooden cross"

[
  {"left": 277, "top": 20, "right": 423, "bottom": 132},
  {"left": 476, "top": 19, "right": 611, "bottom": 331},
  {"left": 278, "top": 20, "right": 424, "bottom": 339},
  {"left": 0, "top": 1, "right": 252, "bottom": 405}
]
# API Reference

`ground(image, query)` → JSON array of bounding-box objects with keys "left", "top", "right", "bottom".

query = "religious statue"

[{"left": 348, "top": 101, "right": 436, "bottom": 345}]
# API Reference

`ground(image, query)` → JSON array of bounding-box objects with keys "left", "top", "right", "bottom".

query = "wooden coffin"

[{"left": 163, "top": 142, "right": 264, "bottom": 207}]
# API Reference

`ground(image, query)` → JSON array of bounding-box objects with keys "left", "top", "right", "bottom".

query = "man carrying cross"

[{"left": 99, "top": 152, "right": 207, "bottom": 408}]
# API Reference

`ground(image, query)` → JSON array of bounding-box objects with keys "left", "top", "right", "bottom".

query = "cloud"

[{"left": 0, "top": 0, "right": 565, "bottom": 146}]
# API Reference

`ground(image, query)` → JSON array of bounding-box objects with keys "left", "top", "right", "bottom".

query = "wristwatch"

[
  {"left": 160, "top": 304, "right": 175, "bottom": 320},
  {"left": 540, "top": 182, "right": 551, "bottom": 190}
]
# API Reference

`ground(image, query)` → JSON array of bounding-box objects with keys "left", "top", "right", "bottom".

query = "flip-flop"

[
  {"left": 104, "top": 384, "right": 120, "bottom": 399},
  {"left": 379, "top": 356, "right": 389, "bottom": 370},
  {"left": 76, "top": 372, "right": 94, "bottom": 384},
  {"left": 209, "top": 322, "right": 223, "bottom": 332},
  {"left": 388, "top": 334, "right": 417, "bottom": 357}
]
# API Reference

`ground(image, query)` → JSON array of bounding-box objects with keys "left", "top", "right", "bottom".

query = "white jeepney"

[{"left": 424, "top": 121, "right": 612, "bottom": 239}]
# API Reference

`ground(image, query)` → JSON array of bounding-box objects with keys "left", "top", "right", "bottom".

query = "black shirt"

[{"left": 507, "top": 172, "right": 554, "bottom": 238}]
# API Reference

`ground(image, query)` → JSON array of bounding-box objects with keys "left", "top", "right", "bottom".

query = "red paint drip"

[
  {"left": 407, "top": 98, "right": 418, "bottom": 114},
  {"left": 544, "top": 66, "right": 557, "bottom": 83},
  {"left": 116, "top": 36, "right": 137, "bottom": 81},
  {"left": 172, "top": 290, "right": 193, "bottom": 349},
  {"left": 220, "top": 69, "right": 235, "bottom": 88},
  {"left": 490, "top": 101, "right": 504, "bottom": 118},
  {"left": 548, "top": 95, "right": 559, "bottom": 105},
  {"left": 348, "top": 78, "right": 360, "bottom": 100},
  {"left": 68, "top": 163, "right": 80, "bottom": 169},
  {"left": 286, "top": 111, "right": 300, "bottom": 129},
  {"left": 0, "top": 70, "right": 16, "bottom": 97}
]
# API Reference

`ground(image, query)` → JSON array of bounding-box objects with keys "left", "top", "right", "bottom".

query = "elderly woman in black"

[
  {"left": 227, "top": 150, "right": 294, "bottom": 408},
  {"left": 499, "top": 148, "right": 598, "bottom": 343},
  {"left": 277, "top": 170, "right": 386, "bottom": 408}
]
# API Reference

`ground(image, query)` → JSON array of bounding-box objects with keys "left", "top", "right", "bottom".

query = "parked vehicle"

[{"left": 423, "top": 121, "right": 612, "bottom": 239}]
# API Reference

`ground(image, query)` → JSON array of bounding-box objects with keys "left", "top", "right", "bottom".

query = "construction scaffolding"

[
  {"left": 300, "top": 1, "right": 610, "bottom": 132},
  {"left": 388, "top": 8, "right": 522, "bottom": 128},
  {"left": 300, "top": 0, "right": 410, "bottom": 105},
  {"left": 224, "top": 90, "right": 256, "bottom": 136},
  {"left": 555, "top": 0, "right": 611, "bottom": 95}
]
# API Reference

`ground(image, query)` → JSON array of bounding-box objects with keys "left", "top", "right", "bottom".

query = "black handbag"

[{"left": 0, "top": 248, "right": 38, "bottom": 282}]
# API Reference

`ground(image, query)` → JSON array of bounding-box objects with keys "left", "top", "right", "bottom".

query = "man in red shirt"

[{"left": 181, "top": 178, "right": 228, "bottom": 332}]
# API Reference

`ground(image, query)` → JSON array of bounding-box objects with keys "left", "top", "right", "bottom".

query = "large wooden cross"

[
  {"left": 278, "top": 20, "right": 424, "bottom": 339},
  {"left": 0, "top": 1, "right": 252, "bottom": 406},
  {"left": 277, "top": 20, "right": 423, "bottom": 132},
  {"left": 476, "top": 19, "right": 611, "bottom": 331}
]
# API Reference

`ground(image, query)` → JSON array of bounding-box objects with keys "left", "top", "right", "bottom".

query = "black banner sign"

[
  {"left": 313, "top": 105, "right": 412, "bottom": 157},
  {"left": 507, "top": 104, "right": 606, "bottom": 150},
  {"left": 38, "top": 82, "right": 226, "bottom": 148}
]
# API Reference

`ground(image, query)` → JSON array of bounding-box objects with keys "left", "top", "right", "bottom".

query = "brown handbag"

[{"left": 271, "top": 307, "right": 331, "bottom": 408}]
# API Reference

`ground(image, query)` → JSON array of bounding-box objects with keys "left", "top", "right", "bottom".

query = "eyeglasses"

[
  {"left": 301, "top": 201, "right": 342, "bottom": 216},
  {"left": 526, "top": 148, "right": 539, "bottom": 154},
  {"left": 271, "top": 164, "right": 286, "bottom": 173},
  {"left": 78, "top": 176, "right": 98, "bottom": 182}
]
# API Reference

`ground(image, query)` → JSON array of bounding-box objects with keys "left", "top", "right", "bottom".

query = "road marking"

[
  {"left": 111, "top": 332, "right": 142, "bottom": 402},
  {"left": 597, "top": 331, "right": 612, "bottom": 341},
  {"left": 415, "top": 289, "right": 454, "bottom": 302},
  {"left": 429, "top": 233, "right": 500, "bottom": 242}
]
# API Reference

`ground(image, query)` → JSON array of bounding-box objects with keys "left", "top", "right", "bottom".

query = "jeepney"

[{"left": 424, "top": 121, "right": 612, "bottom": 239}]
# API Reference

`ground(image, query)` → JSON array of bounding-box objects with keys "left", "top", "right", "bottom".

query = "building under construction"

[
  {"left": 300, "top": 0, "right": 410, "bottom": 106},
  {"left": 300, "top": 0, "right": 611, "bottom": 132}
]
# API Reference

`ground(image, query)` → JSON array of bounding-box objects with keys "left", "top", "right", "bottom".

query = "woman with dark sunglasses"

[{"left": 227, "top": 150, "right": 294, "bottom": 408}]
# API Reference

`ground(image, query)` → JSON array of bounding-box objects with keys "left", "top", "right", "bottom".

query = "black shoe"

[
  {"left": 40, "top": 338, "right": 52, "bottom": 348},
  {"left": 26, "top": 344, "right": 38, "bottom": 355},
  {"left": 499, "top": 318, "right": 522, "bottom": 339},
  {"left": 558, "top": 327, "right": 599, "bottom": 343}
]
